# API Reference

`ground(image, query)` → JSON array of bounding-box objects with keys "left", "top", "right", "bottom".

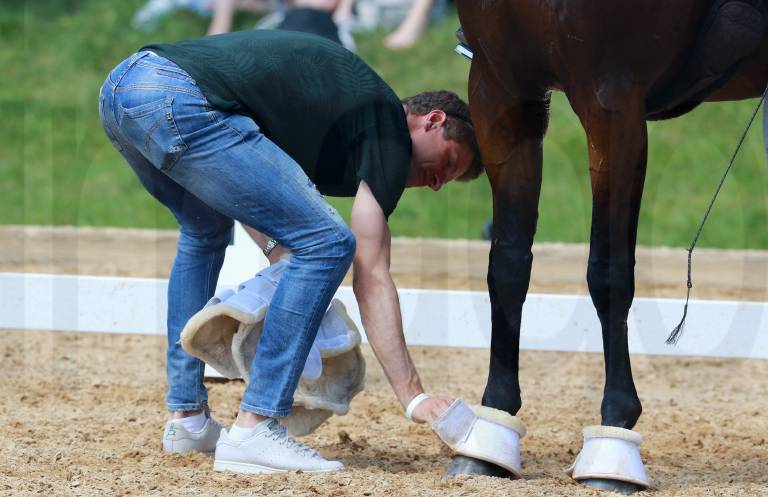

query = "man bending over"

[{"left": 98, "top": 29, "right": 482, "bottom": 473}]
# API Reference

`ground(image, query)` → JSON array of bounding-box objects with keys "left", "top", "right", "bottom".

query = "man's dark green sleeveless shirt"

[{"left": 144, "top": 30, "right": 412, "bottom": 218}]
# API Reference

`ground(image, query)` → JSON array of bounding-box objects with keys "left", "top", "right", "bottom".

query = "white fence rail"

[{"left": 2, "top": 271, "right": 766, "bottom": 360}]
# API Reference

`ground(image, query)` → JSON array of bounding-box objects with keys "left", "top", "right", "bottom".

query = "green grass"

[{"left": 2, "top": 0, "right": 768, "bottom": 248}]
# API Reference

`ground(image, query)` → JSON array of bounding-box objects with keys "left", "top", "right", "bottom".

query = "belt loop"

[{"left": 108, "top": 50, "right": 151, "bottom": 89}]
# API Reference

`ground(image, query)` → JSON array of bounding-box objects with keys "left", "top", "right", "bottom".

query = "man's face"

[{"left": 406, "top": 110, "right": 473, "bottom": 191}]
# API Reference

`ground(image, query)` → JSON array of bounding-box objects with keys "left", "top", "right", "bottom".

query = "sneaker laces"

[{"left": 267, "top": 423, "right": 322, "bottom": 459}]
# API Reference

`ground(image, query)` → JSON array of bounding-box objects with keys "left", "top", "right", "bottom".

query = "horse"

[{"left": 450, "top": 0, "right": 768, "bottom": 492}]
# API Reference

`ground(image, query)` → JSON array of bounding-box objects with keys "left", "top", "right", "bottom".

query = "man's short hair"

[{"left": 401, "top": 90, "right": 484, "bottom": 182}]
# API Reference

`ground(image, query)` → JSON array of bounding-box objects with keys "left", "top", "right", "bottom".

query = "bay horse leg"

[
  {"left": 571, "top": 92, "right": 648, "bottom": 493},
  {"left": 446, "top": 58, "right": 548, "bottom": 478}
]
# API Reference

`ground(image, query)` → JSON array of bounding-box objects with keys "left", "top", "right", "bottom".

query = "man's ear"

[{"left": 426, "top": 110, "right": 447, "bottom": 130}]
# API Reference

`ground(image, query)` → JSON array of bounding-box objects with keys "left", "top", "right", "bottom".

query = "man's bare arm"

[{"left": 351, "top": 181, "right": 452, "bottom": 423}]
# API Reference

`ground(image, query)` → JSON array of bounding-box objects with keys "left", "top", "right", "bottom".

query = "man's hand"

[{"left": 410, "top": 395, "right": 455, "bottom": 424}]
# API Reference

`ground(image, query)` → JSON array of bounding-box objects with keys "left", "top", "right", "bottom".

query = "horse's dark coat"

[
  {"left": 647, "top": 0, "right": 768, "bottom": 119},
  {"left": 451, "top": 0, "right": 768, "bottom": 485}
]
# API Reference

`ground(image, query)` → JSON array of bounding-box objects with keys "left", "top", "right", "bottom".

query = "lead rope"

[{"left": 667, "top": 83, "right": 768, "bottom": 345}]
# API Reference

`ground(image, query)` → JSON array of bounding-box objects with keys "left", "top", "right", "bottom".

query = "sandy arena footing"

[{"left": 1, "top": 226, "right": 766, "bottom": 496}]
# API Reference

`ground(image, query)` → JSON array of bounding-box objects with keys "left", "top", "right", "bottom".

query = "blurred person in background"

[
  {"left": 133, "top": 0, "right": 276, "bottom": 30},
  {"left": 206, "top": 0, "right": 280, "bottom": 34},
  {"left": 383, "top": 0, "right": 434, "bottom": 49},
  {"left": 133, "top": 0, "right": 442, "bottom": 50},
  {"left": 335, "top": 0, "right": 443, "bottom": 49},
  {"left": 133, "top": 0, "right": 354, "bottom": 50},
  {"left": 209, "top": 0, "right": 356, "bottom": 49}
]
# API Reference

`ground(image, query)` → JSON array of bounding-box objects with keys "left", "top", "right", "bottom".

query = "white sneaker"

[
  {"left": 213, "top": 419, "right": 344, "bottom": 474},
  {"left": 163, "top": 416, "right": 222, "bottom": 455}
]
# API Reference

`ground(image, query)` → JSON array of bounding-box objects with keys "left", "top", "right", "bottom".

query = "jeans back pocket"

[{"left": 119, "top": 95, "right": 187, "bottom": 171}]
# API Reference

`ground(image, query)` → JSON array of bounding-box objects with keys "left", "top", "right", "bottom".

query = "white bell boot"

[
  {"left": 566, "top": 425, "right": 650, "bottom": 489},
  {"left": 432, "top": 399, "right": 526, "bottom": 477},
  {"left": 223, "top": 297, "right": 366, "bottom": 437},
  {"left": 282, "top": 300, "right": 366, "bottom": 436},
  {"left": 181, "top": 263, "right": 366, "bottom": 437},
  {"left": 180, "top": 260, "right": 289, "bottom": 378}
]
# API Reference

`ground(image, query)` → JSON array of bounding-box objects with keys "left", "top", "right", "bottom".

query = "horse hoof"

[
  {"left": 444, "top": 456, "right": 515, "bottom": 479},
  {"left": 580, "top": 478, "right": 644, "bottom": 494}
]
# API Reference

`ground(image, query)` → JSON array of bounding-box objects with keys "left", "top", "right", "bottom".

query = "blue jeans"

[{"left": 99, "top": 51, "right": 356, "bottom": 417}]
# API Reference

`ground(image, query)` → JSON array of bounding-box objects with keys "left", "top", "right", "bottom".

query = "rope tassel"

[
  {"left": 666, "top": 249, "right": 694, "bottom": 345},
  {"left": 666, "top": 84, "right": 768, "bottom": 345}
]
